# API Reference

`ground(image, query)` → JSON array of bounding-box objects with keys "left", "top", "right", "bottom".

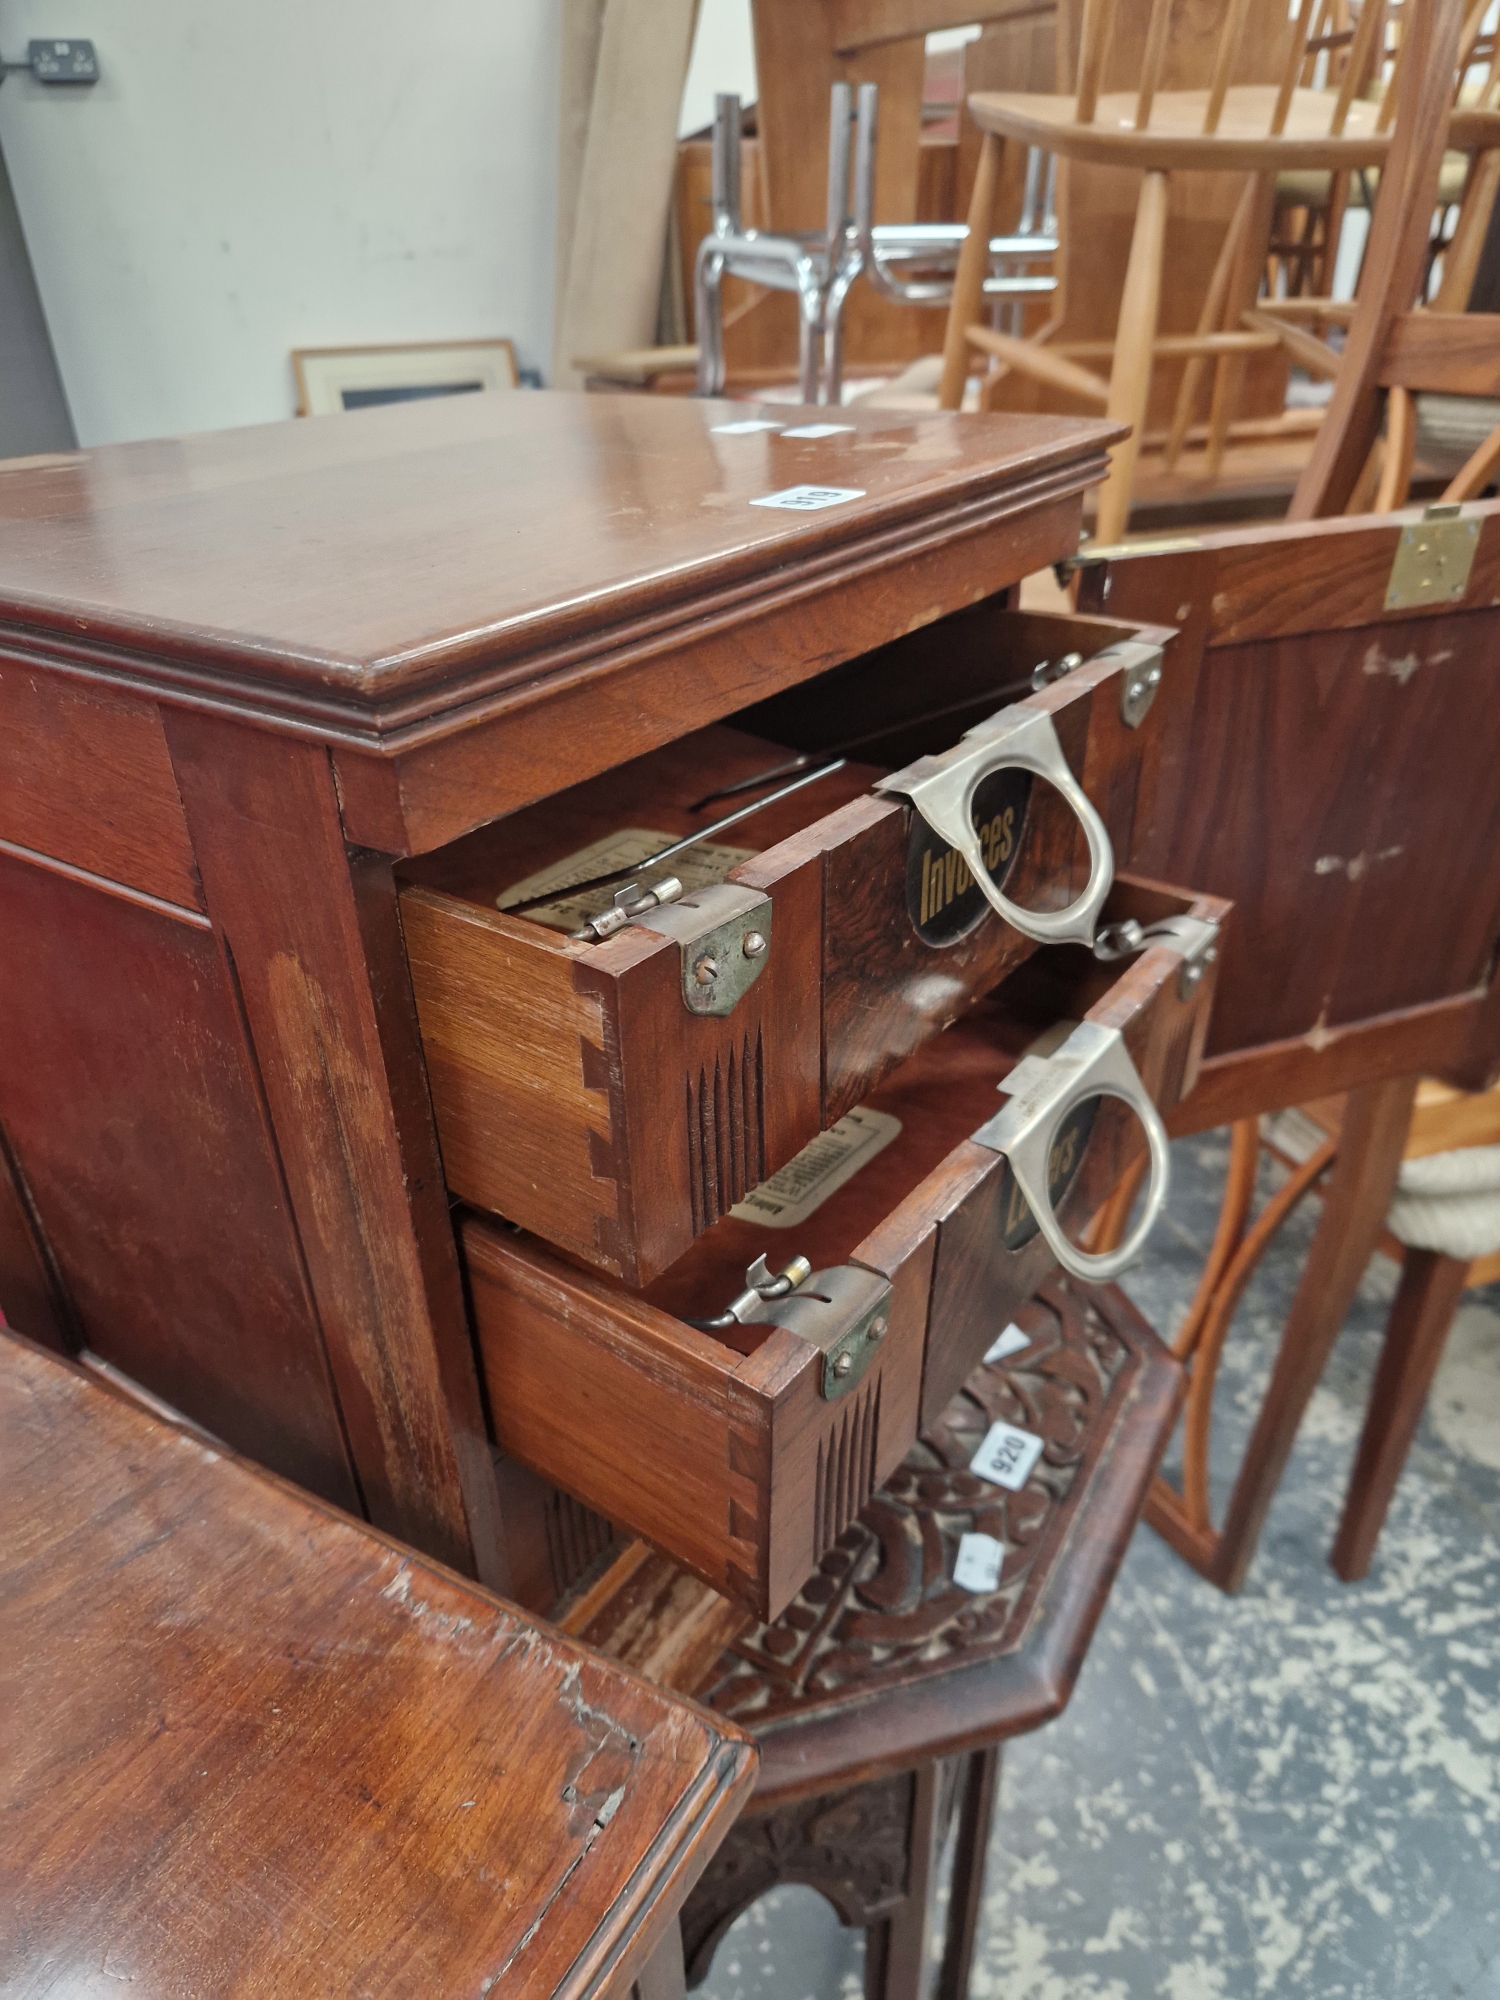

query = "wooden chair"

[
  {"left": 1295, "top": 1080, "right": 1500, "bottom": 1581},
  {"left": 940, "top": 0, "right": 1475, "bottom": 541},
  {"left": 1066, "top": 490, "right": 1500, "bottom": 1593},
  {"left": 559, "top": 1271, "right": 1181, "bottom": 2000},
  {"left": 1287, "top": 0, "right": 1500, "bottom": 515}
]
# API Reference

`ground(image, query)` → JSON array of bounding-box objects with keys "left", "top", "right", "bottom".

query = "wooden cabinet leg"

[
  {"left": 1212, "top": 1074, "right": 1418, "bottom": 1593},
  {"left": 936, "top": 1747, "right": 1001, "bottom": 2000},
  {"left": 866, "top": 1758, "right": 944, "bottom": 2000},
  {"left": 1331, "top": 1248, "right": 1471, "bottom": 1582},
  {"left": 164, "top": 713, "right": 509, "bottom": 1588},
  {"left": 631, "top": 1918, "right": 688, "bottom": 2000}
]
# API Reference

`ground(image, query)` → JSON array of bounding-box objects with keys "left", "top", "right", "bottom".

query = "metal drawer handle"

[
  {"left": 971, "top": 1019, "right": 1170, "bottom": 1283},
  {"left": 876, "top": 703, "right": 1113, "bottom": 947}
]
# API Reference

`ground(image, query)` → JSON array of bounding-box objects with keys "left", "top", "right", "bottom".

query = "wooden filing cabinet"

[{"left": 0, "top": 389, "right": 1206, "bottom": 1610}]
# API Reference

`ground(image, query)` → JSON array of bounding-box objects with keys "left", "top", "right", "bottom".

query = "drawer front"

[
  {"left": 408, "top": 602, "right": 1184, "bottom": 1286},
  {"left": 462, "top": 1200, "right": 935, "bottom": 1626},
  {"left": 461, "top": 875, "right": 1222, "bottom": 1621},
  {"left": 915, "top": 877, "right": 1227, "bottom": 1429}
]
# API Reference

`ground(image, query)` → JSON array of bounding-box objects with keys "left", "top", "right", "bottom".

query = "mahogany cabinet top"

[
  {"left": 0, "top": 1331, "right": 755, "bottom": 1999},
  {"left": 0, "top": 394, "right": 1114, "bottom": 745}
]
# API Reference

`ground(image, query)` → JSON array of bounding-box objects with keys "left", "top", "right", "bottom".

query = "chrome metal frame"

[{"left": 695, "top": 83, "right": 1059, "bottom": 406}]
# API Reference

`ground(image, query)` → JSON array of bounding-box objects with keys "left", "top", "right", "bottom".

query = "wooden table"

[
  {"left": 0, "top": 1328, "right": 754, "bottom": 1998},
  {"left": 0, "top": 390, "right": 1117, "bottom": 1607}
]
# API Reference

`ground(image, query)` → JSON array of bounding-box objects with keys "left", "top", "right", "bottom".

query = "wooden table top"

[
  {"left": 0, "top": 1332, "right": 756, "bottom": 1998},
  {"left": 0, "top": 394, "right": 1114, "bottom": 727}
]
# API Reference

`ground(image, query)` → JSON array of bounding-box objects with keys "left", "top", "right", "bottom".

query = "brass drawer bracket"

[{"left": 638, "top": 882, "right": 773, "bottom": 1016}]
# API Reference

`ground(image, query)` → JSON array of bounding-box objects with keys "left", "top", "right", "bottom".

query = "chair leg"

[
  {"left": 1210, "top": 1074, "right": 1418, "bottom": 1593},
  {"left": 798, "top": 294, "right": 822, "bottom": 406},
  {"left": 935, "top": 1747, "right": 1002, "bottom": 2000},
  {"left": 865, "top": 1758, "right": 944, "bottom": 2000},
  {"left": 1373, "top": 383, "right": 1417, "bottom": 512},
  {"left": 1203, "top": 173, "right": 1275, "bottom": 483},
  {"left": 1330, "top": 1248, "right": 1472, "bottom": 1582},
  {"left": 939, "top": 132, "right": 1002, "bottom": 410},
  {"left": 1095, "top": 169, "right": 1169, "bottom": 545}
]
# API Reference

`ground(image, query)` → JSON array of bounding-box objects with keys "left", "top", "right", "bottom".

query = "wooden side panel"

[
  {"left": 0, "top": 659, "right": 203, "bottom": 910},
  {"left": 400, "top": 889, "right": 618, "bottom": 1268},
  {"left": 463, "top": 1219, "right": 751, "bottom": 1602},
  {"left": 166, "top": 714, "right": 504, "bottom": 1583},
  {"left": 1156, "top": 611, "right": 1500, "bottom": 1056},
  {"left": 1211, "top": 517, "right": 1500, "bottom": 646},
  {"left": 0, "top": 848, "right": 358, "bottom": 1503}
]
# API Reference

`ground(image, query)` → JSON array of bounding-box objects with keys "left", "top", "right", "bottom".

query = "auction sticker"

[{"left": 970, "top": 1420, "right": 1044, "bottom": 1492}]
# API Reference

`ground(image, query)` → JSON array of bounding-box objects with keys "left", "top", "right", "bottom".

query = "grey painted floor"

[{"left": 698, "top": 1131, "right": 1500, "bottom": 2000}]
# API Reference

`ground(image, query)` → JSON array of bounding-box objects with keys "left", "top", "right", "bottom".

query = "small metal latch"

[
  {"left": 569, "top": 876, "right": 683, "bottom": 942},
  {"left": 688, "top": 1255, "right": 892, "bottom": 1399},
  {"left": 1093, "top": 912, "right": 1219, "bottom": 1001},
  {"left": 1384, "top": 502, "right": 1480, "bottom": 611},
  {"left": 1115, "top": 640, "right": 1164, "bottom": 728},
  {"left": 636, "top": 881, "right": 773, "bottom": 1017}
]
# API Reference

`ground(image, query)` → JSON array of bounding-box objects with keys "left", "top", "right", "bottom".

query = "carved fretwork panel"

[
  {"left": 698, "top": 1276, "right": 1132, "bottom": 1722},
  {"left": 679, "top": 1771, "right": 915, "bottom": 1985}
]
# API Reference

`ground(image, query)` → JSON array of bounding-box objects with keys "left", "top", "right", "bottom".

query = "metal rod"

[{"left": 500, "top": 759, "right": 849, "bottom": 918}]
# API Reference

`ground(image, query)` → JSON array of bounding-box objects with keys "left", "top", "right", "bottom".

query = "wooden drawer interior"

[{"left": 405, "top": 600, "right": 1177, "bottom": 1287}]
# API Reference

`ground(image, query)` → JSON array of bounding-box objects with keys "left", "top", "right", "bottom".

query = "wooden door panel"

[{"left": 0, "top": 849, "right": 359, "bottom": 1507}]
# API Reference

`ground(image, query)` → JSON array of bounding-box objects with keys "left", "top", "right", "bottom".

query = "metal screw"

[
  {"left": 693, "top": 955, "right": 719, "bottom": 986},
  {"left": 1147, "top": 665, "right": 1162, "bottom": 686},
  {"left": 742, "top": 930, "right": 767, "bottom": 958},
  {"left": 834, "top": 1351, "right": 854, "bottom": 1377},
  {"left": 867, "top": 1316, "right": 887, "bottom": 1342}
]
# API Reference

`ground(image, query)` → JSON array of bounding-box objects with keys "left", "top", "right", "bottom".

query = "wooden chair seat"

[
  {"left": 561, "top": 1272, "right": 1182, "bottom": 1998},
  {"left": 968, "top": 83, "right": 1389, "bottom": 173}
]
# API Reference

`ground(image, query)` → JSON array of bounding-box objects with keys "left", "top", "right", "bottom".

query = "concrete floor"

[{"left": 698, "top": 1131, "right": 1500, "bottom": 2000}]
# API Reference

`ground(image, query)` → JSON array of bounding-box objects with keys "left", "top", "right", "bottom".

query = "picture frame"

[{"left": 292, "top": 339, "right": 519, "bottom": 416}]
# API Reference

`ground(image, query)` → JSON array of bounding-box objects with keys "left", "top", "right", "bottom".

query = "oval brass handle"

[
  {"left": 877, "top": 704, "right": 1114, "bottom": 947},
  {"left": 972, "top": 1020, "right": 1171, "bottom": 1283}
]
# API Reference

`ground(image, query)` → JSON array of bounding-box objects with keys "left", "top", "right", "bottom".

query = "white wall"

[
  {"left": 678, "top": 0, "right": 756, "bottom": 138},
  {"left": 0, "top": 0, "right": 560, "bottom": 444}
]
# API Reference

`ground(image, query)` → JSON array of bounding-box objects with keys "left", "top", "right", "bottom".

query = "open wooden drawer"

[
  {"left": 461, "top": 875, "right": 1226, "bottom": 1620},
  {"left": 405, "top": 601, "right": 1182, "bottom": 1288}
]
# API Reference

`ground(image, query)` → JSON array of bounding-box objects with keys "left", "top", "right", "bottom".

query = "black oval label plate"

[
  {"left": 906, "top": 768, "right": 1032, "bottom": 946},
  {"left": 995, "top": 1094, "right": 1099, "bottom": 1253}
]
